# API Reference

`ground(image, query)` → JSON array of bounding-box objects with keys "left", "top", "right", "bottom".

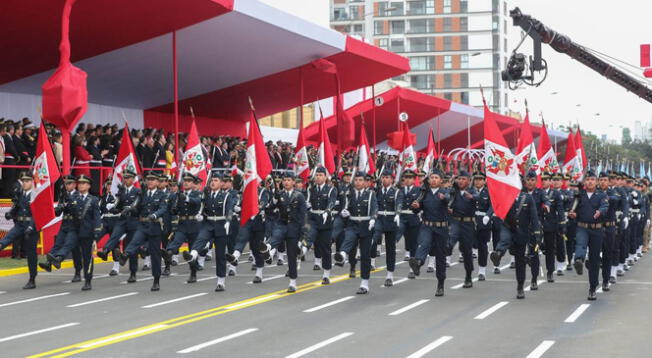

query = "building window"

[
  {"left": 444, "top": 55, "right": 452, "bottom": 69},
  {"left": 461, "top": 92, "right": 469, "bottom": 104},
  {"left": 349, "top": 5, "right": 360, "bottom": 20},
  {"left": 443, "top": 37, "right": 452, "bottom": 51},
  {"left": 333, "top": 8, "right": 347, "bottom": 21},
  {"left": 389, "top": 2, "right": 404, "bottom": 15},
  {"left": 409, "top": 56, "right": 435, "bottom": 70},
  {"left": 444, "top": 73, "right": 452, "bottom": 88},
  {"left": 461, "top": 54, "right": 469, "bottom": 69},
  {"left": 411, "top": 75, "right": 433, "bottom": 89},
  {"left": 374, "top": 21, "right": 385, "bottom": 35},
  {"left": 460, "top": 73, "right": 469, "bottom": 87},
  {"left": 391, "top": 20, "right": 405, "bottom": 34},
  {"left": 379, "top": 38, "right": 389, "bottom": 50},
  {"left": 409, "top": 37, "right": 434, "bottom": 52},
  {"left": 408, "top": 19, "right": 428, "bottom": 33},
  {"left": 390, "top": 39, "right": 405, "bottom": 52},
  {"left": 460, "top": 17, "right": 468, "bottom": 31},
  {"left": 443, "top": 17, "right": 452, "bottom": 32},
  {"left": 443, "top": 0, "right": 452, "bottom": 14},
  {"left": 460, "top": 0, "right": 468, "bottom": 13},
  {"left": 460, "top": 36, "right": 468, "bottom": 50},
  {"left": 354, "top": 24, "right": 363, "bottom": 33},
  {"left": 378, "top": 1, "right": 389, "bottom": 14}
]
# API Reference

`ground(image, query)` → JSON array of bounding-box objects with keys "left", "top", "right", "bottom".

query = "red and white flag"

[
  {"left": 515, "top": 112, "right": 540, "bottom": 178},
  {"left": 356, "top": 123, "right": 375, "bottom": 175},
  {"left": 241, "top": 113, "right": 272, "bottom": 226},
  {"left": 317, "top": 114, "right": 336, "bottom": 175},
  {"left": 483, "top": 103, "right": 521, "bottom": 219},
  {"left": 396, "top": 122, "right": 418, "bottom": 183},
  {"left": 563, "top": 130, "right": 583, "bottom": 181},
  {"left": 30, "top": 123, "right": 61, "bottom": 230},
  {"left": 537, "top": 120, "right": 560, "bottom": 174},
  {"left": 110, "top": 125, "right": 141, "bottom": 196},
  {"left": 575, "top": 128, "right": 587, "bottom": 170},
  {"left": 422, "top": 128, "right": 437, "bottom": 175},
  {"left": 179, "top": 119, "right": 208, "bottom": 187},
  {"left": 294, "top": 123, "right": 310, "bottom": 181}
]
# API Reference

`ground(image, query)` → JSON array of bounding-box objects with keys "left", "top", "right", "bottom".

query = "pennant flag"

[
  {"left": 422, "top": 128, "right": 437, "bottom": 175},
  {"left": 179, "top": 119, "right": 208, "bottom": 187},
  {"left": 562, "top": 131, "right": 583, "bottom": 182},
  {"left": 515, "top": 112, "right": 540, "bottom": 178},
  {"left": 596, "top": 160, "right": 603, "bottom": 174},
  {"left": 241, "top": 113, "right": 272, "bottom": 226},
  {"left": 647, "top": 162, "right": 651, "bottom": 179},
  {"left": 396, "top": 122, "right": 418, "bottom": 183},
  {"left": 356, "top": 123, "right": 375, "bottom": 175},
  {"left": 30, "top": 123, "right": 61, "bottom": 230},
  {"left": 294, "top": 122, "right": 310, "bottom": 181},
  {"left": 537, "top": 120, "right": 560, "bottom": 174},
  {"left": 317, "top": 114, "right": 336, "bottom": 175},
  {"left": 110, "top": 125, "right": 142, "bottom": 195},
  {"left": 483, "top": 103, "right": 521, "bottom": 219},
  {"left": 575, "top": 128, "right": 587, "bottom": 169},
  {"left": 640, "top": 160, "right": 645, "bottom": 177}
]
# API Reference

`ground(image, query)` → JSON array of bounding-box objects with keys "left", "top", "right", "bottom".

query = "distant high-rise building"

[{"left": 330, "top": 0, "right": 510, "bottom": 113}]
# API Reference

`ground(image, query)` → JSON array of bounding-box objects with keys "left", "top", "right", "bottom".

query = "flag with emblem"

[
  {"left": 483, "top": 103, "right": 521, "bottom": 219},
  {"left": 515, "top": 112, "right": 540, "bottom": 179},
  {"left": 241, "top": 113, "right": 272, "bottom": 226},
  {"left": 110, "top": 124, "right": 141, "bottom": 196},
  {"left": 575, "top": 127, "right": 587, "bottom": 170},
  {"left": 317, "top": 113, "right": 336, "bottom": 174},
  {"left": 562, "top": 130, "right": 583, "bottom": 182},
  {"left": 422, "top": 128, "right": 437, "bottom": 175},
  {"left": 179, "top": 119, "right": 207, "bottom": 187},
  {"left": 537, "top": 119, "right": 560, "bottom": 174},
  {"left": 30, "top": 123, "right": 61, "bottom": 230},
  {"left": 356, "top": 123, "right": 375, "bottom": 175},
  {"left": 294, "top": 121, "right": 310, "bottom": 181},
  {"left": 396, "top": 122, "right": 417, "bottom": 183}
]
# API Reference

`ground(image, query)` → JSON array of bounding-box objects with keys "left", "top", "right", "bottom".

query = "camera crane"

[{"left": 502, "top": 7, "right": 652, "bottom": 104}]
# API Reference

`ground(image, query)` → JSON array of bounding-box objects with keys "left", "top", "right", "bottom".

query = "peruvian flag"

[
  {"left": 537, "top": 120, "right": 560, "bottom": 174},
  {"left": 575, "top": 128, "right": 587, "bottom": 169},
  {"left": 396, "top": 122, "right": 418, "bottom": 183},
  {"left": 294, "top": 123, "right": 310, "bottom": 181},
  {"left": 30, "top": 123, "right": 61, "bottom": 230},
  {"left": 179, "top": 119, "right": 208, "bottom": 187},
  {"left": 230, "top": 164, "right": 243, "bottom": 177},
  {"left": 562, "top": 131, "right": 583, "bottom": 181},
  {"left": 483, "top": 103, "right": 521, "bottom": 219},
  {"left": 356, "top": 123, "right": 375, "bottom": 175},
  {"left": 241, "top": 113, "right": 273, "bottom": 226},
  {"left": 515, "top": 112, "right": 540, "bottom": 178},
  {"left": 110, "top": 125, "right": 141, "bottom": 195},
  {"left": 422, "top": 128, "right": 437, "bottom": 175},
  {"left": 317, "top": 114, "right": 336, "bottom": 175}
]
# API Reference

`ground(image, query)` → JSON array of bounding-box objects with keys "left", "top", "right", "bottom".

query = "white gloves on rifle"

[
  {"left": 306, "top": 202, "right": 312, "bottom": 210},
  {"left": 322, "top": 212, "right": 328, "bottom": 224},
  {"left": 394, "top": 215, "right": 400, "bottom": 226},
  {"left": 224, "top": 221, "right": 230, "bottom": 235},
  {"left": 368, "top": 219, "right": 375, "bottom": 231},
  {"left": 623, "top": 217, "right": 629, "bottom": 229},
  {"left": 482, "top": 216, "right": 490, "bottom": 225},
  {"left": 106, "top": 203, "right": 116, "bottom": 211},
  {"left": 234, "top": 205, "right": 241, "bottom": 213},
  {"left": 341, "top": 209, "right": 350, "bottom": 218}
]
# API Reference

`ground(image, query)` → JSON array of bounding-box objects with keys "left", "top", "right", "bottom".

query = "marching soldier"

[
  {"left": 398, "top": 170, "right": 421, "bottom": 276},
  {"left": 523, "top": 170, "right": 550, "bottom": 290},
  {"left": 472, "top": 171, "right": 493, "bottom": 281},
  {"left": 71, "top": 175, "right": 102, "bottom": 290},
  {"left": 158, "top": 175, "right": 175, "bottom": 276},
  {"left": 409, "top": 169, "right": 449, "bottom": 296},
  {"left": 223, "top": 174, "right": 240, "bottom": 275},
  {"left": 306, "top": 167, "right": 337, "bottom": 284},
  {"left": 551, "top": 173, "right": 569, "bottom": 275},
  {"left": 97, "top": 178, "right": 121, "bottom": 276},
  {"left": 541, "top": 173, "right": 565, "bottom": 283},
  {"left": 373, "top": 170, "right": 403, "bottom": 287},
  {"left": 565, "top": 178, "right": 580, "bottom": 271},
  {"left": 117, "top": 172, "right": 168, "bottom": 291},
  {"left": 490, "top": 178, "right": 542, "bottom": 299},
  {"left": 447, "top": 170, "right": 477, "bottom": 288},
  {"left": 0, "top": 173, "right": 39, "bottom": 289},
  {"left": 598, "top": 171, "right": 621, "bottom": 289},
  {"left": 608, "top": 171, "right": 629, "bottom": 280},
  {"left": 334, "top": 171, "right": 378, "bottom": 294},
  {"left": 568, "top": 170, "right": 609, "bottom": 300}
]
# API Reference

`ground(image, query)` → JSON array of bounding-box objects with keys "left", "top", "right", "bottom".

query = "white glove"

[
  {"left": 234, "top": 206, "right": 241, "bottom": 213},
  {"left": 482, "top": 216, "right": 490, "bottom": 225},
  {"left": 623, "top": 217, "right": 629, "bottom": 229},
  {"left": 306, "top": 202, "right": 312, "bottom": 210},
  {"left": 106, "top": 203, "right": 116, "bottom": 211},
  {"left": 638, "top": 214, "right": 642, "bottom": 220},
  {"left": 394, "top": 215, "right": 400, "bottom": 226},
  {"left": 368, "top": 219, "right": 375, "bottom": 231},
  {"left": 195, "top": 214, "right": 203, "bottom": 222},
  {"left": 341, "top": 209, "right": 350, "bottom": 218},
  {"left": 647, "top": 219, "right": 650, "bottom": 227},
  {"left": 322, "top": 212, "right": 328, "bottom": 224},
  {"left": 633, "top": 199, "right": 639, "bottom": 205},
  {"left": 224, "top": 221, "right": 230, "bottom": 235}
]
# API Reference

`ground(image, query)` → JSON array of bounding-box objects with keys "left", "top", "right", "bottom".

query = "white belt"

[
  {"left": 350, "top": 216, "right": 371, "bottom": 221},
  {"left": 475, "top": 211, "right": 487, "bottom": 216},
  {"left": 399, "top": 210, "right": 414, "bottom": 215},
  {"left": 631, "top": 209, "right": 640, "bottom": 213},
  {"left": 310, "top": 210, "right": 326, "bottom": 214},
  {"left": 103, "top": 213, "right": 120, "bottom": 218},
  {"left": 377, "top": 211, "right": 395, "bottom": 216},
  {"left": 207, "top": 216, "right": 227, "bottom": 221}
]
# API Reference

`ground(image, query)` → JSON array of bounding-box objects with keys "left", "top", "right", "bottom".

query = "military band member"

[
  {"left": 472, "top": 171, "right": 493, "bottom": 281},
  {"left": 72, "top": 175, "right": 102, "bottom": 290},
  {"left": 335, "top": 171, "right": 378, "bottom": 294},
  {"left": 373, "top": 170, "right": 403, "bottom": 287},
  {"left": 306, "top": 167, "right": 337, "bottom": 284},
  {"left": 568, "top": 170, "right": 609, "bottom": 300},
  {"left": 447, "top": 170, "right": 477, "bottom": 288},
  {"left": 1, "top": 172, "right": 39, "bottom": 289},
  {"left": 541, "top": 173, "right": 565, "bottom": 283}
]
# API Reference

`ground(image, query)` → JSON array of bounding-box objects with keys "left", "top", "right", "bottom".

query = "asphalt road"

[{"left": 0, "top": 248, "right": 650, "bottom": 358}]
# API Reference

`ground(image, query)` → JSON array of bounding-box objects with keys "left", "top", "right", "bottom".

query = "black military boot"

[
  {"left": 530, "top": 278, "right": 539, "bottom": 291},
  {"left": 23, "top": 277, "right": 36, "bottom": 290},
  {"left": 587, "top": 289, "right": 597, "bottom": 301},
  {"left": 574, "top": 259, "right": 584, "bottom": 275},
  {"left": 81, "top": 280, "right": 92, "bottom": 291},
  {"left": 187, "top": 270, "right": 197, "bottom": 284},
  {"left": 435, "top": 281, "right": 445, "bottom": 297},
  {"left": 71, "top": 271, "right": 81, "bottom": 282},
  {"left": 517, "top": 283, "right": 525, "bottom": 299},
  {"left": 162, "top": 264, "right": 171, "bottom": 276},
  {"left": 409, "top": 257, "right": 422, "bottom": 277},
  {"left": 463, "top": 272, "right": 473, "bottom": 288},
  {"left": 490, "top": 250, "right": 503, "bottom": 267},
  {"left": 97, "top": 248, "right": 109, "bottom": 261},
  {"left": 151, "top": 277, "right": 160, "bottom": 291},
  {"left": 127, "top": 272, "right": 137, "bottom": 283},
  {"left": 546, "top": 272, "right": 554, "bottom": 283}
]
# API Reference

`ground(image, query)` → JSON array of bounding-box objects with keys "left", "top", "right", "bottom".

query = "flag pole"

[{"left": 173, "top": 30, "right": 179, "bottom": 168}]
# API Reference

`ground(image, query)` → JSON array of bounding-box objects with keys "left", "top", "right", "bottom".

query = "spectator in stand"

[
  {"left": 86, "top": 135, "right": 107, "bottom": 194},
  {"left": 13, "top": 124, "right": 31, "bottom": 165},
  {"left": 2, "top": 122, "right": 19, "bottom": 197},
  {"left": 211, "top": 137, "right": 229, "bottom": 169},
  {"left": 52, "top": 132, "right": 63, "bottom": 166},
  {"left": 72, "top": 135, "right": 91, "bottom": 177}
]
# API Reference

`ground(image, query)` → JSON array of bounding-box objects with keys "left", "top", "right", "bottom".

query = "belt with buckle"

[
  {"left": 16, "top": 216, "right": 31, "bottom": 222},
  {"left": 206, "top": 216, "right": 227, "bottom": 221},
  {"left": 451, "top": 216, "right": 474, "bottom": 223},
  {"left": 349, "top": 216, "right": 371, "bottom": 222},
  {"left": 179, "top": 216, "right": 198, "bottom": 221},
  {"left": 310, "top": 210, "right": 326, "bottom": 214},
  {"left": 423, "top": 220, "right": 448, "bottom": 228},
  {"left": 474, "top": 211, "right": 487, "bottom": 216},
  {"left": 63, "top": 215, "right": 74, "bottom": 220},
  {"left": 399, "top": 210, "right": 415, "bottom": 215},
  {"left": 604, "top": 221, "right": 616, "bottom": 227},
  {"left": 377, "top": 211, "right": 396, "bottom": 216},
  {"left": 103, "top": 213, "right": 121, "bottom": 218},
  {"left": 578, "top": 222, "right": 603, "bottom": 229}
]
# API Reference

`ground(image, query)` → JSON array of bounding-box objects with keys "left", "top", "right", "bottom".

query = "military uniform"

[
  {"left": 71, "top": 176, "right": 102, "bottom": 290},
  {"left": 472, "top": 173, "right": 493, "bottom": 280},
  {"left": 231, "top": 186, "right": 269, "bottom": 281},
  {"left": 49, "top": 175, "right": 83, "bottom": 281},
  {"left": 526, "top": 178, "right": 551, "bottom": 287},
  {"left": 398, "top": 179, "right": 421, "bottom": 262},
  {"left": 542, "top": 176, "right": 565, "bottom": 281},
  {"left": 373, "top": 175, "right": 403, "bottom": 286},
  {"left": 447, "top": 172, "right": 478, "bottom": 286},
  {"left": 306, "top": 167, "right": 338, "bottom": 283}
]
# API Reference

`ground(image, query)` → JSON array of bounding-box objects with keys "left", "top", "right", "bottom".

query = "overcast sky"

[{"left": 262, "top": 0, "right": 652, "bottom": 141}]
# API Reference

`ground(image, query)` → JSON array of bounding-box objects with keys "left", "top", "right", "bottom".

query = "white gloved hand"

[
  {"left": 195, "top": 214, "right": 203, "bottom": 222},
  {"left": 623, "top": 217, "right": 629, "bottom": 229},
  {"left": 224, "top": 221, "right": 230, "bottom": 235},
  {"left": 341, "top": 209, "right": 350, "bottom": 218},
  {"left": 106, "top": 203, "right": 116, "bottom": 211},
  {"left": 633, "top": 199, "right": 639, "bottom": 205},
  {"left": 322, "top": 212, "right": 328, "bottom": 224},
  {"left": 306, "top": 202, "right": 312, "bottom": 210},
  {"left": 234, "top": 205, "right": 241, "bottom": 213},
  {"left": 482, "top": 216, "right": 490, "bottom": 225},
  {"left": 368, "top": 219, "right": 375, "bottom": 231},
  {"left": 647, "top": 219, "right": 651, "bottom": 227},
  {"left": 394, "top": 215, "right": 400, "bottom": 226}
]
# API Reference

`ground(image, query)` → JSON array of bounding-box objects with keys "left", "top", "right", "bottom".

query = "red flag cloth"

[
  {"left": 483, "top": 103, "right": 521, "bottom": 219},
  {"left": 563, "top": 131, "right": 583, "bottom": 181},
  {"left": 180, "top": 119, "right": 208, "bottom": 187},
  {"left": 397, "top": 122, "right": 418, "bottom": 183},
  {"left": 30, "top": 123, "right": 61, "bottom": 230},
  {"left": 422, "top": 128, "right": 436, "bottom": 174},
  {"left": 318, "top": 115, "right": 336, "bottom": 174},
  {"left": 41, "top": 0, "right": 87, "bottom": 131},
  {"left": 356, "top": 124, "right": 375, "bottom": 175},
  {"left": 241, "top": 114, "right": 272, "bottom": 226},
  {"left": 641, "top": 44, "right": 651, "bottom": 67},
  {"left": 294, "top": 123, "right": 310, "bottom": 181},
  {"left": 515, "top": 113, "right": 540, "bottom": 176},
  {"left": 575, "top": 128, "right": 587, "bottom": 169},
  {"left": 311, "top": 59, "right": 355, "bottom": 150},
  {"left": 537, "top": 120, "right": 560, "bottom": 174},
  {"left": 110, "top": 125, "right": 141, "bottom": 195}
]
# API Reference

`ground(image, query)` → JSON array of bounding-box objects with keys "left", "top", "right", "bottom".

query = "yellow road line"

[
  {"left": 28, "top": 268, "right": 383, "bottom": 358},
  {"left": 0, "top": 257, "right": 114, "bottom": 277}
]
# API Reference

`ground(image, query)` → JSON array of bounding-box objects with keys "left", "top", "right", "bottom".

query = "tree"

[{"left": 622, "top": 127, "right": 632, "bottom": 145}]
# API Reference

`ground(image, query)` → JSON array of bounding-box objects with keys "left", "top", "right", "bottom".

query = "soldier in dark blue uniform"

[
  {"left": 523, "top": 170, "right": 550, "bottom": 290},
  {"left": 335, "top": 171, "right": 378, "bottom": 294},
  {"left": 306, "top": 167, "right": 338, "bottom": 284},
  {"left": 71, "top": 175, "right": 102, "bottom": 291},
  {"left": 409, "top": 169, "right": 449, "bottom": 296},
  {"left": 541, "top": 173, "right": 565, "bottom": 283},
  {"left": 472, "top": 171, "right": 493, "bottom": 281},
  {"left": 447, "top": 170, "right": 477, "bottom": 288},
  {"left": 97, "top": 170, "right": 141, "bottom": 281},
  {"left": 1, "top": 173, "right": 39, "bottom": 289},
  {"left": 551, "top": 173, "right": 569, "bottom": 275},
  {"left": 118, "top": 172, "right": 168, "bottom": 291},
  {"left": 373, "top": 170, "right": 403, "bottom": 287},
  {"left": 568, "top": 170, "right": 609, "bottom": 300},
  {"left": 223, "top": 174, "right": 241, "bottom": 275},
  {"left": 331, "top": 171, "right": 352, "bottom": 274},
  {"left": 162, "top": 173, "right": 203, "bottom": 283},
  {"left": 599, "top": 171, "right": 621, "bottom": 289},
  {"left": 263, "top": 172, "right": 307, "bottom": 292},
  {"left": 158, "top": 175, "right": 175, "bottom": 276},
  {"left": 398, "top": 170, "right": 421, "bottom": 273},
  {"left": 565, "top": 177, "right": 580, "bottom": 271},
  {"left": 97, "top": 178, "right": 121, "bottom": 276},
  {"left": 191, "top": 173, "right": 236, "bottom": 291},
  {"left": 633, "top": 180, "right": 648, "bottom": 260},
  {"left": 607, "top": 171, "right": 628, "bottom": 280},
  {"left": 490, "top": 181, "right": 542, "bottom": 299}
]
